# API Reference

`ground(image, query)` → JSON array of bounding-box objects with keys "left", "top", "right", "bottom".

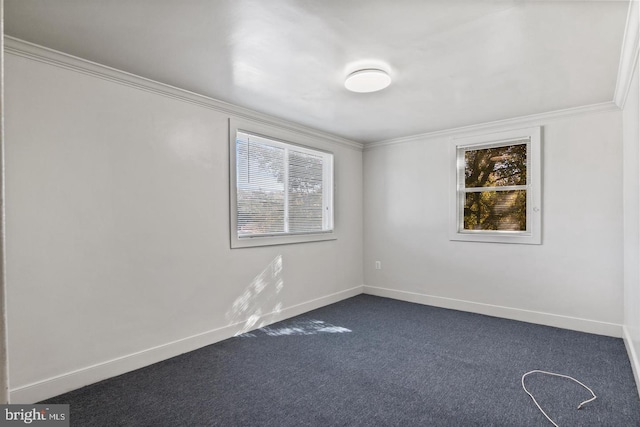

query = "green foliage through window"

[
  {"left": 464, "top": 190, "right": 526, "bottom": 231},
  {"left": 462, "top": 143, "right": 528, "bottom": 231}
]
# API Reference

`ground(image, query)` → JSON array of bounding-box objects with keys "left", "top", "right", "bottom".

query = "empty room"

[{"left": 2, "top": 0, "right": 640, "bottom": 426}]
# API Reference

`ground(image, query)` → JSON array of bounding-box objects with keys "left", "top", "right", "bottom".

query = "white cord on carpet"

[{"left": 521, "top": 370, "right": 597, "bottom": 427}]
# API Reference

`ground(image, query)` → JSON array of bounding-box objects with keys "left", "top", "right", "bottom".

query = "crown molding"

[
  {"left": 367, "top": 1, "right": 635, "bottom": 150},
  {"left": 614, "top": 0, "right": 639, "bottom": 109},
  {"left": 4, "top": 36, "right": 364, "bottom": 151},
  {"left": 4, "top": 33, "right": 627, "bottom": 153},
  {"left": 365, "top": 101, "right": 619, "bottom": 150}
]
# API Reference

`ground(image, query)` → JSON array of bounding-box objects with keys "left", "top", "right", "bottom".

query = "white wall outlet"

[{"left": 375, "top": 261, "right": 382, "bottom": 270}]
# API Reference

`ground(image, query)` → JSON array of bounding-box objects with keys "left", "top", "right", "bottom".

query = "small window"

[
  {"left": 230, "top": 120, "right": 334, "bottom": 248},
  {"left": 450, "top": 127, "right": 541, "bottom": 244}
]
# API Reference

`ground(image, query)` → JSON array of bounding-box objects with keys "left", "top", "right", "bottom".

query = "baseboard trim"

[
  {"left": 10, "top": 285, "right": 363, "bottom": 403},
  {"left": 363, "top": 286, "right": 622, "bottom": 338},
  {"left": 623, "top": 326, "right": 640, "bottom": 398}
]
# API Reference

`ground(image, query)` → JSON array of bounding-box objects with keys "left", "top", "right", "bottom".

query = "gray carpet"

[{"left": 41, "top": 295, "right": 640, "bottom": 426}]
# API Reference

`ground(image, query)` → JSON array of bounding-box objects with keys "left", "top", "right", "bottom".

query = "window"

[
  {"left": 450, "top": 127, "right": 541, "bottom": 244},
  {"left": 230, "top": 120, "right": 334, "bottom": 248}
]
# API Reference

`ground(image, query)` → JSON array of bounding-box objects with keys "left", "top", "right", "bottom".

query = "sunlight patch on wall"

[{"left": 226, "top": 255, "right": 284, "bottom": 335}]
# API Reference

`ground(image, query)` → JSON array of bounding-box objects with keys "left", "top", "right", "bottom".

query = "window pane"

[
  {"left": 464, "top": 190, "right": 526, "bottom": 231},
  {"left": 235, "top": 131, "right": 333, "bottom": 239},
  {"left": 288, "top": 150, "right": 324, "bottom": 233},
  {"left": 236, "top": 138, "right": 285, "bottom": 236},
  {"left": 465, "top": 143, "right": 527, "bottom": 188}
]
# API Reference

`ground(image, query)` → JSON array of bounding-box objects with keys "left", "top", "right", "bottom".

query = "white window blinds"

[{"left": 235, "top": 131, "right": 333, "bottom": 238}]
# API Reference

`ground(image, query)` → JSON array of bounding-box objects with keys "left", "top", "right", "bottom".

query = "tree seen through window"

[{"left": 463, "top": 143, "right": 527, "bottom": 231}]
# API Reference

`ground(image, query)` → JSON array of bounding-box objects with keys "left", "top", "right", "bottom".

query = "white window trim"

[
  {"left": 449, "top": 126, "right": 542, "bottom": 245},
  {"left": 229, "top": 118, "right": 336, "bottom": 249}
]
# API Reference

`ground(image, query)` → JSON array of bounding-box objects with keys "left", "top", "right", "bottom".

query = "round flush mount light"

[{"left": 345, "top": 69, "right": 391, "bottom": 93}]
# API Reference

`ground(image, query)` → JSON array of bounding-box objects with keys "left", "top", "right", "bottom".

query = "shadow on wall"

[{"left": 226, "top": 255, "right": 284, "bottom": 335}]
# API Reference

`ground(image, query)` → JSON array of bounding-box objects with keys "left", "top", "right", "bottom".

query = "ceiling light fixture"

[{"left": 344, "top": 69, "right": 391, "bottom": 93}]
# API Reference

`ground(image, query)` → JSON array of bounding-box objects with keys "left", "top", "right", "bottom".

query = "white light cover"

[{"left": 345, "top": 69, "right": 391, "bottom": 93}]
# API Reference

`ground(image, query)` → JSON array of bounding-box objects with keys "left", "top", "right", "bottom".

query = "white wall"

[
  {"left": 0, "top": 0, "right": 9, "bottom": 405},
  {"left": 4, "top": 49, "right": 363, "bottom": 402},
  {"left": 4, "top": 26, "right": 635, "bottom": 406},
  {"left": 623, "top": 55, "right": 640, "bottom": 391},
  {"left": 364, "top": 110, "right": 623, "bottom": 336}
]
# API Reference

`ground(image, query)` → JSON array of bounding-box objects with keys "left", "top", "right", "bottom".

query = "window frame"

[
  {"left": 449, "top": 126, "right": 542, "bottom": 245},
  {"left": 229, "top": 118, "right": 336, "bottom": 249}
]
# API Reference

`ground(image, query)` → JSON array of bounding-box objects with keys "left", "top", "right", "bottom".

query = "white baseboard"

[
  {"left": 11, "top": 284, "right": 625, "bottom": 403},
  {"left": 363, "top": 286, "right": 623, "bottom": 338},
  {"left": 10, "top": 285, "right": 363, "bottom": 403},
  {"left": 623, "top": 326, "right": 640, "bottom": 398}
]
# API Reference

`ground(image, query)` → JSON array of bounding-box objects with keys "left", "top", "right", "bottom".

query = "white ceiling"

[{"left": 4, "top": 0, "right": 630, "bottom": 144}]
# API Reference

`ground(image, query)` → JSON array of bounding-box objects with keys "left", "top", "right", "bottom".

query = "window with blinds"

[
  {"left": 450, "top": 127, "right": 541, "bottom": 244},
  {"left": 234, "top": 131, "right": 334, "bottom": 242}
]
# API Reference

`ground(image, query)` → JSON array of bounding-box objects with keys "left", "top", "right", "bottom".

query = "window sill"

[
  {"left": 231, "top": 232, "right": 337, "bottom": 249},
  {"left": 449, "top": 230, "right": 541, "bottom": 245}
]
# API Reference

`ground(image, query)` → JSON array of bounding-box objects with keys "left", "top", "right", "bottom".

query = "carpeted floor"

[{"left": 41, "top": 295, "right": 640, "bottom": 426}]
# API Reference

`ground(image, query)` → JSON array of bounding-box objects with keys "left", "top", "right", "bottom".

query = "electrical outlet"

[{"left": 375, "top": 261, "right": 382, "bottom": 270}]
